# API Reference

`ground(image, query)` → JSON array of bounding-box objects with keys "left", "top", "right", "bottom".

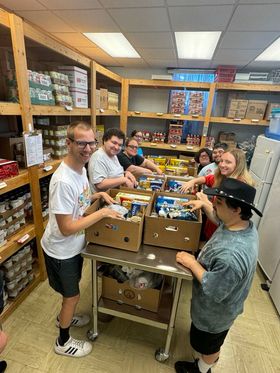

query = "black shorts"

[
  {"left": 43, "top": 252, "right": 83, "bottom": 298},
  {"left": 190, "top": 322, "right": 229, "bottom": 355}
]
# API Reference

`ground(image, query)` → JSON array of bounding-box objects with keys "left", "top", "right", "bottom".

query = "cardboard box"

[
  {"left": 0, "top": 159, "right": 19, "bottom": 180},
  {"left": 265, "top": 103, "right": 280, "bottom": 120},
  {"left": 100, "top": 88, "right": 108, "bottom": 110},
  {"left": 58, "top": 66, "right": 88, "bottom": 91},
  {"left": 102, "top": 275, "right": 163, "bottom": 313},
  {"left": 226, "top": 99, "right": 248, "bottom": 119},
  {"left": 108, "top": 91, "right": 119, "bottom": 110},
  {"left": 69, "top": 88, "right": 88, "bottom": 108},
  {"left": 245, "top": 100, "right": 267, "bottom": 120},
  {"left": 143, "top": 191, "right": 202, "bottom": 251},
  {"left": 218, "top": 132, "right": 236, "bottom": 142},
  {"left": 137, "top": 174, "right": 166, "bottom": 191},
  {"left": 164, "top": 175, "right": 194, "bottom": 193},
  {"left": 0, "top": 136, "right": 23, "bottom": 160},
  {"left": 95, "top": 89, "right": 100, "bottom": 109},
  {"left": 85, "top": 189, "right": 153, "bottom": 252}
]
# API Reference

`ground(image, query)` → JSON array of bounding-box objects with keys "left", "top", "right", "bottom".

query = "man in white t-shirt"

[
  {"left": 41, "top": 121, "right": 122, "bottom": 358},
  {"left": 88, "top": 128, "right": 137, "bottom": 192},
  {"left": 198, "top": 143, "right": 228, "bottom": 177}
]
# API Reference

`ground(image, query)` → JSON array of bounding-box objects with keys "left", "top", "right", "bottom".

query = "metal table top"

[{"left": 82, "top": 244, "right": 192, "bottom": 280}]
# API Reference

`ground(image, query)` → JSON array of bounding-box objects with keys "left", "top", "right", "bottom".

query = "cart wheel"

[
  {"left": 87, "top": 330, "right": 98, "bottom": 341},
  {"left": 155, "top": 348, "right": 169, "bottom": 362}
]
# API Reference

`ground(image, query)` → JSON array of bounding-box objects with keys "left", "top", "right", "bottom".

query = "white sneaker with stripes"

[{"left": 54, "top": 337, "right": 92, "bottom": 357}]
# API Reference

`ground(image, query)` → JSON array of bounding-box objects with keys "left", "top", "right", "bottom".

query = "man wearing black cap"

[{"left": 175, "top": 178, "right": 262, "bottom": 373}]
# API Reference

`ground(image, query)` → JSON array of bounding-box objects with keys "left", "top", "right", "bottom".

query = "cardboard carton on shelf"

[
  {"left": 100, "top": 88, "right": 108, "bottom": 110},
  {"left": 245, "top": 100, "right": 267, "bottom": 120},
  {"left": 226, "top": 99, "right": 248, "bottom": 119},
  {"left": 143, "top": 191, "right": 202, "bottom": 251},
  {"left": 0, "top": 159, "right": 19, "bottom": 180},
  {"left": 69, "top": 88, "right": 88, "bottom": 108},
  {"left": 58, "top": 66, "right": 88, "bottom": 91},
  {"left": 101, "top": 275, "right": 164, "bottom": 313},
  {"left": 85, "top": 189, "right": 153, "bottom": 252}
]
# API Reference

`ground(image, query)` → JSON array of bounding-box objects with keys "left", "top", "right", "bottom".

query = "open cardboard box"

[
  {"left": 102, "top": 275, "right": 164, "bottom": 313},
  {"left": 164, "top": 175, "right": 194, "bottom": 193},
  {"left": 143, "top": 191, "right": 202, "bottom": 252},
  {"left": 85, "top": 189, "right": 153, "bottom": 252},
  {"left": 137, "top": 173, "right": 166, "bottom": 191}
]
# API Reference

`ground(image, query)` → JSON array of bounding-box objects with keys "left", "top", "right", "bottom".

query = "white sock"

[{"left": 198, "top": 358, "right": 214, "bottom": 373}]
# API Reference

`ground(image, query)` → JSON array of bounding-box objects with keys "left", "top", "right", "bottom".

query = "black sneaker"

[{"left": 175, "top": 359, "right": 211, "bottom": 373}]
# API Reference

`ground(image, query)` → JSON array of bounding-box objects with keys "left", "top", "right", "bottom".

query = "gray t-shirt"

[
  {"left": 198, "top": 162, "right": 218, "bottom": 177},
  {"left": 191, "top": 221, "right": 258, "bottom": 333},
  {"left": 88, "top": 147, "right": 124, "bottom": 192}
]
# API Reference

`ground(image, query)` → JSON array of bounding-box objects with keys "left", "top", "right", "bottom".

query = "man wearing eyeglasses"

[
  {"left": 88, "top": 128, "right": 137, "bottom": 192},
  {"left": 41, "top": 121, "right": 123, "bottom": 358},
  {"left": 117, "top": 137, "right": 163, "bottom": 177}
]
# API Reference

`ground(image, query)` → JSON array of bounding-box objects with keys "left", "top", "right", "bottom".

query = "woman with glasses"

[
  {"left": 131, "top": 130, "right": 144, "bottom": 156},
  {"left": 117, "top": 137, "right": 163, "bottom": 177},
  {"left": 88, "top": 128, "right": 137, "bottom": 192}
]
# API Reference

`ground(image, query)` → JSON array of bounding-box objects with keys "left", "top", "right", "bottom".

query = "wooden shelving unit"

[
  {"left": 37, "top": 159, "right": 62, "bottom": 179},
  {"left": 141, "top": 142, "right": 200, "bottom": 154},
  {"left": 0, "top": 170, "right": 30, "bottom": 195},
  {"left": 0, "top": 102, "right": 21, "bottom": 115},
  {"left": 31, "top": 105, "right": 91, "bottom": 116}
]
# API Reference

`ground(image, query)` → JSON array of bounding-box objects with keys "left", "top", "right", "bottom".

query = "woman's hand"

[
  {"left": 125, "top": 170, "right": 138, "bottom": 186},
  {"left": 179, "top": 180, "right": 195, "bottom": 193},
  {"left": 183, "top": 199, "right": 204, "bottom": 212}
]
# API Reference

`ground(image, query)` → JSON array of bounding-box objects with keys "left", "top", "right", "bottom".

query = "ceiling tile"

[
  {"left": 108, "top": 8, "right": 170, "bottom": 32},
  {"left": 39, "top": 0, "right": 102, "bottom": 10},
  {"left": 210, "top": 61, "right": 248, "bottom": 69},
  {"left": 245, "top": 61, "right": 280, "bottom": 69},
  {"left": 76, "top": 47, "right": 120, "bottom": 65},
  {"left": 178, "top": 59, "right": 212, "bottom": 68},
  {"left": 219, "top": 31, "right": 279, "bottom": 49},
  {"left": 214, "top": 48, "right": 262, "bottom": 61},
  {"left": 53, "top": 9, "right": 120, "bottom": 32},
  {"left": 99, "top": 0, "right": 165, "bottom": 7},
  {"left": 113, "top": 58, "right": 149, "bottom": 68},
  {"left": 17, "top": 11, "right": 76, "bottom": 32},
  {"left": 145, "top": 59, "right": 178, "bottom": 68},
  {"left": 126, "top": 32, "right": 175, "bottom": 49},
  {"left": 167, "top": 0, "right": 235, "bottom": 4},
  {"left": 0, "top": 0, "right": 46, "bottom": 10},
  {"left": 239, "top": 0, "right": 280, "bottom": 3},
  {"left": 137, "top": 48, "right": 177, "bottom": 59},
  {"left": 51, "top": 33, "right": 95, "bottom": 47},
  {"left": 229, "top": 5, "right": 280, "bottom": 31},
  {"left": 169, "top": 5, "right": 234, "bottom": 31}
]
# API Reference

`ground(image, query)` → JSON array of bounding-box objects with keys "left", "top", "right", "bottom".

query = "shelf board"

[
  {"left": 96, "top": 109, "right": 120, "bottom": 116},
  {"left": 210, "top": 116, "right": 269, "bottom": 126},
  {"left": 31, "top": 105, "right": 91, "bottom": 116},
  {"left": 141, "top": 142, "right": 200, "bottom": 153},
  {"left": 216, "top": 82, "right": 280, "bottom": 92},
  {"left": 96, "top": 63, "right": 122, "bottom": 84},
  {"left": 128, "top": 79, "right": 210, "bottom": 90},
  {"left": 0, "top": 271, "right": 41, "bottom": 322},
  {"left": 0, "top": 102, "right": 21, "bottom": 115},
  {"left": 0, "top": 169, "right": 29, "bottom": 195},
  {"left": 37, "top": 159, "right": 61, "bottom": 179},
  {"left": 0, "top": 223, "right": 36, "bottom": 264},
  {"left": 128, "top": 111, "right": 204, "bottom": 121}
]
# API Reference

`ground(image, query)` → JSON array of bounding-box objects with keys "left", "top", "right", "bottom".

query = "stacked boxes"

[
  {"left": 28, "top": 70, "right": 55, "bottom": 106},
  {"left": 49, "top": 71, "right": 72, "bottom": 107},
  {"left": 168, "top": 123, "right": 183, "bottom": 144},
  {"left": 58, "top": 66, "right": 88, "bottom": 108},
  {"left": 108, "top": 91, "right": 119, "bottom": 111},
  {"left": 100, "top": 88, "right": 108, "bottom": 110},
  {"left": 170, "top": 91, "right": 186, "bottom": 114},
  {"left": 245, "top": 100, "right": 267, "bottom": 120},
  {"left": 37, "top": 124, "right": 68, "bottom": 159},
  {"left": 188, "top": 92, "right": 203, "bottom": 115},
  {"left": 226, "top": 99, "right": 248, "bottom": 119}
]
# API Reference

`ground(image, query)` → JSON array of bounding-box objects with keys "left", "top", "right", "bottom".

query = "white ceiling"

[{"left": 1, "top": 0, "right": 280, "bottom": 71}]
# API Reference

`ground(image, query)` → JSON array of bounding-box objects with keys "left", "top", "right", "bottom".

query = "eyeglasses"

[
  {"left": 127, "top": 144, "right": 138, "bottom": 150},
  {"left": 68, "top": 138, "right": 98, "bottom": 149}
]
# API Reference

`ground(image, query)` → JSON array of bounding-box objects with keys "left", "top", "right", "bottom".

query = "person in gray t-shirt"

[{"left": 175, "top": 178, "right": 262, "bottom": 373}]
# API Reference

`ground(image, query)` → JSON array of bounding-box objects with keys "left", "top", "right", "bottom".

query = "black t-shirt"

[{"left": 117, "top": 152, "right": 144, "bottom": 171}]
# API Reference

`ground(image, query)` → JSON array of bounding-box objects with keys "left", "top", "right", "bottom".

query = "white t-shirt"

[
  {"left": 198, "top": 162, "right": 218, "bottom": 177},
  {"left": 88, "top": 147, "right": 124, "bottom": 191},
  {"left": 41, "top": 162, "right": 91, "bottom": 259}
]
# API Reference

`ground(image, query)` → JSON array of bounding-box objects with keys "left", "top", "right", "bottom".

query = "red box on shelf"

[
  {"left": 215, "top": 66, "right": 236, "bottom": 83},
  {"left": 0, "top": 159, "right": 19, "bottom": 180}
]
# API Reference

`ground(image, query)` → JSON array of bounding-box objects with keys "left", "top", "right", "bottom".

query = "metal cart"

[{"left": 82, "top": 243, "right": 192, "bottom": 362}]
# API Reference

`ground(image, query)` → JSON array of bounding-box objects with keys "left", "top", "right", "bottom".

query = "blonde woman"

[{"left": 180, "top": 149, "right": 254, "bottom": 240}]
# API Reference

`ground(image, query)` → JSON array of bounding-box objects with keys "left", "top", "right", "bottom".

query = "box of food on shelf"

[
  {"left": 108, "top": 91, "right": 119, "bottom": 111},
  {"left": 69, "top": 88, "right": 88, "bottom": 108},
  {"left": 226, "top": 99, "right": 248, "bottom": 119},
  {"left": 85, "top": 189, "right": 153, "bottom": 252},
  {"left": 100, "top": 88, "right": 108, "bottom": 110},
  {"left": 265, "top": 103, "right": 280, "bottom": 120},
  {"left": 95, "top": 89, "right": 100, "bottom": 109},
  {"left": 0, "top": 159, "right": 19, "bottom": 180},
  {"left": 101, "top": 273, "right": 164, "bottom": 313},
  {"left": 58, "top": 66, "right": 88, "bottom": 91},
  {"left": 245, "top": 100, "right": 267, "bottom": 120},
  {"left": 143, "top": 191, "right": 202, "bottom": 251}
]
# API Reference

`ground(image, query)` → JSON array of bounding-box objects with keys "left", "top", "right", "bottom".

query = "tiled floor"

[{"left": 1, "top": 261, "right": 280, "bottom": 372}]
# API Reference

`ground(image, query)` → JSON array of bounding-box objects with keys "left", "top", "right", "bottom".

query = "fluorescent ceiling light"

[
  {"left": 83, "top": 33, "right": 140, "bottom": 58},
  {"left": 175, "top": 32, "right": 221, "bottom": 59},
  {"left": 256, "top": 37, "right": 280, "bottom": 61}
]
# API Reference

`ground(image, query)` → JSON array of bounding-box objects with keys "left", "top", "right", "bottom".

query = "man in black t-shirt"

[{"left": 117, "top": 138, "right": 163, "bottom": 177}]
